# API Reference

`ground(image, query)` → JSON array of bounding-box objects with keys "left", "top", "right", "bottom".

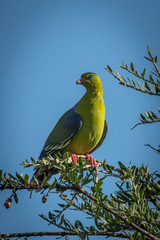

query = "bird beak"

[{"left": 76, "top": 78, "right": 86, "bottom": 84}]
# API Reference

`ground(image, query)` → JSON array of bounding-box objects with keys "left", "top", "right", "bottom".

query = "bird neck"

[{"left": 85, "top": 84, "right": 103, "bottom": 97}]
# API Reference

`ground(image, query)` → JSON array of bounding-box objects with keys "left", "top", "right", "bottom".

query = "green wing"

[{"left": 39, "top": 108, "right": 83, "bottom": 159}]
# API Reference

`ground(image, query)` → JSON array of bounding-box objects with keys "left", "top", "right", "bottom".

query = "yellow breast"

[{"left": 65, "top": 92, "right": 105, "bottom": 154}]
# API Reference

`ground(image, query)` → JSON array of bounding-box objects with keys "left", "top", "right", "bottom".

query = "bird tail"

[{"left": 28, "top": 155, "right": 60, "bottom": 192}]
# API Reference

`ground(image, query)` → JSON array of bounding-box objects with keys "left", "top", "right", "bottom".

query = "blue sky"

[{"left": 0, "top": 1, "right": 160, "bottom": 239}]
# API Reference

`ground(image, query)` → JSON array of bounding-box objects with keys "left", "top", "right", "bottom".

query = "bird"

[{"left": 32, "top": 72, "right": 107, "bottom": 184}]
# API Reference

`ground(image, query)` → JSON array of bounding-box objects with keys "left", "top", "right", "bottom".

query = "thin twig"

[
  {"left": 145, "top": 144, "right": 160, "bottom": 153},
  {"left": 98, "top": 169, "right": 121, "bottom": 178},
  {"left": 131, "top": 119, "right": 160, "bottom": 130},
  {"left": 147, "top": 50, "right": 160, "bottom": 77},
  {"left": 77, "top": 185, "right": 160, "bottom": 240},
  {"left": 120, "top": 65, "right": 160, "bottom": 87},
  {"left": 66, "top": 219, "right": 83, "bottom": 240},
  {"left": 39, "top": 214, "right": 71, "bottom": 231},
  {"left": 105, "top": 67, "right": 160, "bottom": 96},
  {"left": 61, "top": 194, "right": 94, "bottom": 218}
]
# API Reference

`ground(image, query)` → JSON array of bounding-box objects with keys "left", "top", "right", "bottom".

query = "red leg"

[
  {"left": 70, "top": 153, "right": 79, "bottom": 165},
  {"left": 85, "top": 154, "right": 96, "bottom": 167}
]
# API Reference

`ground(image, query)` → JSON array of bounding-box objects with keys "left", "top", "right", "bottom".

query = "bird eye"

[{"left": 88, "top": 75, "right": 93, "bottom": 79}]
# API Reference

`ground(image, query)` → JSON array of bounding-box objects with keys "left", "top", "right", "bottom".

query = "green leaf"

[
  {"left": 48, "top": 211, "right": 55, "bottom": 220},
  {"left": 150, "top": 83, "right": 156, "bottom": 93},
  {"left": 107, "top": 65, "right": 113, "bottom": 73},
  {"left": 16, "top": 172, "right": 25, "bottom": 183},
  {"left": 141, "top": 68, "right": 146, "bottom": 78},
  {"left": 118, "top": 161, "right": 127, "bottom": 171},
  {"left": 155, "top": 55, "right": 157, "bottom": 63},
  {"left": 132, "top": 192, "right": 138, "bottom": 201},
  {"left": 24, "top": 174, "right": 29, "bottom": 182},
  {"left": 135, "top": 69, "right": 138, "bottom": 75},
  {"left": 54, "top": 210, "right": 60, "bottom": 213},
  {"left": 130, "top": 62, "right": 134, "bottom": 71},
  {"left": 131, "top": 79, "right": 136, "bottom": 88},
  {"left": 121, "top": 77, "right": 127, "bottom": 84},
  {"left": 155, "top": 85, "right": 160, "bottom": 94},
  {"left": 14, "top": 192, "right": 18, "bottom": 204},
  {"left": 147, "top": 45, "right": 150, "bottom": 52},
  {"left": 132, "top": 230, "right": 139, "bottom": 239},
  {"left": 99, "top": 216, "right": 107, "bottom": 224},
  {"left": 145, "top": 111, "right": 154, "bottom": 121},
  {"left": 141, "top": 82, "right": 145, "bottom": 91},
  {"left": 58, "top": 204, "right": 65, "bottom": 208},
  {"left": 137, "top": 81, "right": 141, "bottom": 89},
  {"left": 144, "top": 81, "right": 151, "bottom": 91},
  {"left": 140, "top": 113, "right": 147, "bottom": 122},
  {"left": 31, "top": 157, "right": 36, "bottom": 163},
  {"left": 157, "top": 79, "right": 160, "bottom": 85},
  {"left": 49, "top": 178, "right": 58, "bottom": 190},
  {"left": 139, "top": 186, "right": 146, "bottom": 198},
  {"left": 116, "top": 69, "right": 121, "bottom": 80},
  {"left": 135, "top": 174, "right": 141, "bottom": 185},
  {"left": 127, "top": 78, "right": 136, "bottom": 88},
  {"left": 64, "top": 219, "right": 72, "bottom": 229},
  {"left": 139, "top": 234, "right": 145, "bottom": 240},
  {"left": 8, "top": 173, "right": 17, "bottom": 181},
  {"left": 82, "top": 176, "right": 92, "bottom": 185},
  {"left": 75, "top": 220, "right": 84, "bottom": 231},
  {"left": 152, "top": 48, "right": 155, "bottom": 57},
  {"left": 60, "top": 214, "right": 64, "bottom": 225},
  {"left": 149, "top": 73, "right": 154, "bottom": 82},
  {"left": 126, "top": 181, "right": 130, "bottom": 190},
  {"left": 146, "top": 165, "right": 149, "bottom": 176},
  {"left": 144, "top": 56, "right": 152, "bottom": 62},
  {"left": 115, "top": 182, "right": 124, "bottom": 191}
]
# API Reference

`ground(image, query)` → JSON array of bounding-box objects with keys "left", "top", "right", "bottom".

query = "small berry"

[
  {"left": 42, "top": 195, "right": 47, "bottom": 203},
  {"left": 25, "top": 180, "right": 30, "bottom": 185},
  {"left": 4, "top": 200, "right": 11, "bottom": 209}
]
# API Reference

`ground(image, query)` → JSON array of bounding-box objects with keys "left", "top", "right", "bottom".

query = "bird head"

[{"left": 76, "top": 72, "right": 103, "bottom": 92}]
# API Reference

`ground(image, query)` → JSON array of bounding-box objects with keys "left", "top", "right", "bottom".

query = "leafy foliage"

[
  {"left": 106, "top": 46, "right": 160, "bottom": 155},
  {"left": 131, "top": 107, "right": 160, "bottom": 130},
  {"left": 0, "top": 156, "right": 160, "bottom": 239},
  {"left": 39, "top": 161, "right": 160, "bottom": 240},
  {"left": 105, "top": 46, "right": 160, "bottom": 96}
]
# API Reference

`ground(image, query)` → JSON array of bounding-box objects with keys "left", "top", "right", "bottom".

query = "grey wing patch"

[{"left": 39, "top": 110, "right": 83, "bottom": 159}]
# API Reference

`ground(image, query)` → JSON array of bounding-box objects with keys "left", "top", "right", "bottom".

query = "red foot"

[
  {"left": 70, "top": 153, "right": 79, "bottom": 165},
  {"left": 85, "top": 154, "right": 96, "bottom": 167}
]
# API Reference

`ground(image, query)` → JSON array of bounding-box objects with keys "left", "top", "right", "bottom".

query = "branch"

[
  {"left": 76, "top": 185, "right": 160, "bottom": 240},
  {"left": 0, "top": 160, "right": 122, "bottom": 192},
  {"left": 120, "top": 64, "right": 159, "bottom": 87},
  {"left": 66, "top": 218, "right": 84, "bottom": 240},
  {"left": 105, "top": 67, "right": 160, "bottom": 96},
  {"left": 131, "top": 119, "right": 160, "bottom": 130},
  {"left": 0, "top": 231, "right": 130, "bottom": 239},
  {"left": 145, "top": 144, "right": 160, "bottom": 154},
  {"left": 147, "top": 47, "right": 160, "bottom": 77}
]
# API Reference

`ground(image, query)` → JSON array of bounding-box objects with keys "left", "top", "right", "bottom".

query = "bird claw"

[
  {"left": 70, "top": 153, "right": 79, "bottom": 165},
  {"left": 85, "top": 154, "right": 96, "bottom": 167},
  {"left": 70, "top": 153, "right": 96, "bottom": 167}
]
